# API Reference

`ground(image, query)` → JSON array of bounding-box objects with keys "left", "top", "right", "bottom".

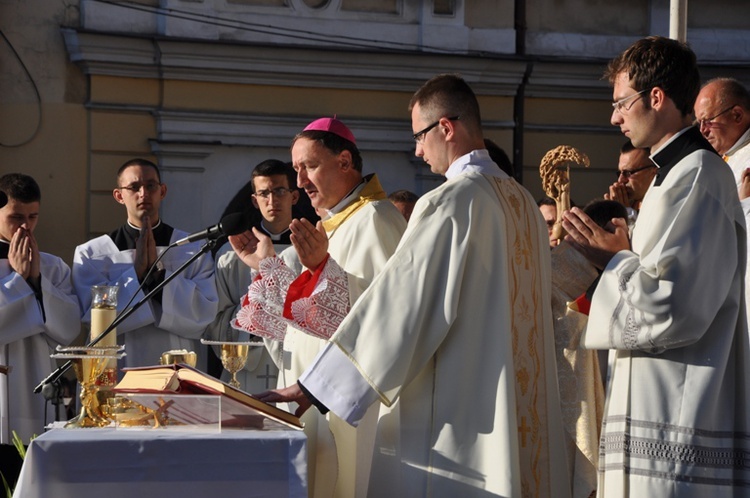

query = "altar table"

[{"left": 12, "top": 427, "right": 307, "bottom": 498}]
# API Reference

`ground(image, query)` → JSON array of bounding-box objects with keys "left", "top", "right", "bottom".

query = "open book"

[{"left": 115, "top": 364, "right": 302, "bottom": 430}]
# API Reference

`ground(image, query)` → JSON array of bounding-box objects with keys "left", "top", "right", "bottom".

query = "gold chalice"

[
  {"left": 51, "top": 345, "right": 125, "bottom": 428},
  {"left": 201, "top": 339, "right": 259, "bottom": 389}
]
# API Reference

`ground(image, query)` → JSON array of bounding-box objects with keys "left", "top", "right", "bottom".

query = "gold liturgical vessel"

[
  {"left": 51, "top": 345, "right": 125, "bottom": 427},
  {"left": 201, "top": 339, "right": 258, "bottom": 388}
]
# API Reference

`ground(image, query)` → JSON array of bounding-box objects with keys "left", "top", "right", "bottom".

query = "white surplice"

[
  {"left": 584, "top": 127, "right": 750, "bottom": 497},
  {"left": 301, "top": 150, "right": 571, "bottom": 498},
  {"left": 723, "top": 134, "right": 750, "bottom": 341},
  {"left": 0, "top": 251, "right": 80, "bottom": 444},
  {"left": 724, "top": 126, "right": 750, "bottom": 187},
  {"left": 72, "top": 230, "right": 218, "bottom": 371}
]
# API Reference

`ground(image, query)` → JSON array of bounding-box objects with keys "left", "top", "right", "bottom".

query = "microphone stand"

[{"left": 34, "top": 239, "right": 218, "bottom": 394}]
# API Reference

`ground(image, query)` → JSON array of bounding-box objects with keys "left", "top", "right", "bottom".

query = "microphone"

[
  {"left": 0, "top": 191, "right": 6, "bottom": 209},
  {"left": 174, "top": 212, "right": 247, "bottom": 246}
]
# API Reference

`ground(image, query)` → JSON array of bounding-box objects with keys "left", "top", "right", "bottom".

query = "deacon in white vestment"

[
  {"left": 72, "top": 159, "right": 217, "bottom": 371},
  {"left": 231, "top": 119, "right": 406, "bottom": 498},
  {"left": 564, "top": 37, "right": 750, "bottom": 497},
  {"left": 0, "top": 174, "right": 80, "bottom": 445},
  {"left": 266, "top": 75, "right": 571, "bottom": 498},
  {"left": 204, "top": 159, "right": 303, "bottom": 392}
]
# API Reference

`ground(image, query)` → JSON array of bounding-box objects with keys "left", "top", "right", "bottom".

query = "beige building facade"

[{"left": 2, "top": 0, "right": 750, "bottom": 262}]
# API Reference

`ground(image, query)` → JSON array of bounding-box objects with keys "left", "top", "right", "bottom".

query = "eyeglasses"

[
  {"left": 413, "top": 116, "right": 460, "bottom": 144},
  {"left": 617, "top": 164, "right": 656, "bottom": 179},
  {"left": 253, "top": 187, "right": 293, "bottom": 199},
  {"left": 117, "top": 182, "right": 162, "bottom": 194},
  {"left": 612, "top": 88, "right": 650, "bottom": 113},
  {"left": 694, "top": 106, "right": 735, "bottom": 128}
]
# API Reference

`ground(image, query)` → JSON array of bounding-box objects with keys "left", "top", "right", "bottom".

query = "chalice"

[
  {"left": 200, "top": 339, "right": 259, "bottom": 389},
  {"left": 51, "top": 345, "right": 125, "bottom": 428}
]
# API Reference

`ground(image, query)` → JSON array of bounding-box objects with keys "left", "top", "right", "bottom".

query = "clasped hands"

[
  {"left": 134, "top": 214, "right": 159, "bottom": 282},
  {"left": 561, "top": 207, "right": 631, "bottom": 270},
  {"left": 604, "top": 181, "right": 630, "bottom": 206},
  {"left": 8, "top": 224, "right": 41, "bottom": 289}
]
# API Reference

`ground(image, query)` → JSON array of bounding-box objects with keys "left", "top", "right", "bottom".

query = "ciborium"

[
  {"left": 51, "top": 345, "right": 125, "bottom": 428},
  {"left": 201, "top": 339, "right": 259, "bottom": 389}
]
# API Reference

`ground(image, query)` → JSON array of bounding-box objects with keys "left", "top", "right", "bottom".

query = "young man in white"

[
  {"left": 204, "top": 159, "right": 301, "bottom": 393},
  {"left": 564, "top": 37, "right": 750, "bottom": 497},
  {"left": 0, "top": 174, "right": 80, "bottom": 447},
  {"left": 73, "top": 159, "right": 217, "bottom": 371}
]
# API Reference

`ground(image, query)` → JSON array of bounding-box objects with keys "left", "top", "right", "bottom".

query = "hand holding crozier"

[{"left": 539, "top": 145, "right": 590, "bottom": 244}]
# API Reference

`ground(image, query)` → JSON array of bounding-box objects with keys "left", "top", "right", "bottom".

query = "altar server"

[
  {"left": 564, "top": 36, "right": 750, "bottom": 497},
  {"left": 0, "top": 173, "right": 80, "bottom": 445},
  {"left": 72, "top": 159, "right": 218, "bottom": 370},
  {"left": 204, "top": 159, "right": 302, "bottom": 392}
]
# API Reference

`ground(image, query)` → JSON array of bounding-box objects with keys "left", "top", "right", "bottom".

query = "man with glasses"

[
  {"left": 563, "top": 37, "right": 749, "bottom": 497},
  {"left": 604, "top": 140, "right": 655, "bottom": 220},
  {"left": 257, "top": 74, "right": 570, "bottom": 497},
  {"left": 72, "top": 158, "right": 218, "bottom": 370},
  {"left": 694, "top": 77, "right": 750, "bottom": 195},
  {"left": 695, "top": 78, "right": 750, "bottom": 359},
  {"left": 204, "top": 159, "right": 302, "bottom": 393}
]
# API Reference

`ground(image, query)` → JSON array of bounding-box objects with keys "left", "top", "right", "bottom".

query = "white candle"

[{"left": 90, "top": 305, "right": 116, "bottom": 346}]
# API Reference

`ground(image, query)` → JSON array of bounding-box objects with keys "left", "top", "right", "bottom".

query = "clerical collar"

[
  {"left": 127, "top": 219, "right": 161, "bottom": 231},
  {"left": 651, "top": 126, "right": 716, "bottom": 187},
  {"left": 109, "top": 220, "right": 174, "bottom": 251},
  {"left": 445, "top": 149, "right": 504, "bottom": 180},
  {"left": 0, "top": 240, "right": 8, "bottom": 260},
  {"left": 321, "top": 175, "right": 370, "bottom": 221},
  {"left": 260, "top": 221, "right": 291, "bottom": 242},
  {"left": 725, "top": 126, "right": 750, "bottom": 157}
]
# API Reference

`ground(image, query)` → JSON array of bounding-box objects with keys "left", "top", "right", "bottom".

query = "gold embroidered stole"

[
  {"left": 488, "top": 175, "right": 555, "bottom": 498},
  {"left": 322, "top": 175, "right": 387, "bottom": 236}
]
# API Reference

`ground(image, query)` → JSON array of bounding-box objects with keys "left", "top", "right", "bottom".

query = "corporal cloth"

[
  {"left": 301, "top": 150, "right": 571, "bottom": 498},
  {"left": 584, "top": 127, "right": 750, "bottom": 497},
  {"left": 73, "top": 226, "right": 218, "bottom": 371},
  {"left": 0, "top": 250, "right": 80, "bottom": 443}
]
